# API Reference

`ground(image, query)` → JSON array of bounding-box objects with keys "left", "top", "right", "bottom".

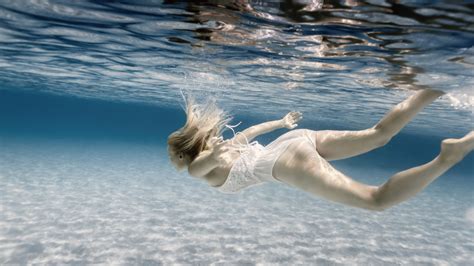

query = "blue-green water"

[{"left": 1, "top": 1, "right": 473, "bottom": 264}]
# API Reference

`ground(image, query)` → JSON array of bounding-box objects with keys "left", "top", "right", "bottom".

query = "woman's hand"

[
  {"left": 281, "top": 111, "right": 303, "bottom": 129},
  {"left": 209, "top": 137, "right": 233, "bottom": 165}
]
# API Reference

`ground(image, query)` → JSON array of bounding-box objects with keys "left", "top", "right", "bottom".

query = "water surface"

[{"left": 1, "top": 0, "right": 473, "bottom": 264}]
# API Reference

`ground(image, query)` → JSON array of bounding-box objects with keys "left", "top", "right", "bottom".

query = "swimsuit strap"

[{"left": 225, "top": 122, "right": 259, "bottom": 155}]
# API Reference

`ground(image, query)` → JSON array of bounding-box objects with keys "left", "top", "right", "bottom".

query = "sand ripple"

[{"left": 1, "top": 140, "right": 473, "bottom": 265}]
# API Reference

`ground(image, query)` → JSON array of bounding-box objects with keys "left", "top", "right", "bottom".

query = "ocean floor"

[{"left": 1, "top": 137, "right": 473, "bottom": 265}]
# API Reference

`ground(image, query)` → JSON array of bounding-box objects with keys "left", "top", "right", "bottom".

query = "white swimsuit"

[{"left": 216, "top": 129, "right": 316, "bottom": 193}]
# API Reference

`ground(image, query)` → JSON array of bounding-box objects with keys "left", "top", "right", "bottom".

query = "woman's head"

[{"left": 167, "top": 96, "right": 230, "bottom": 170}]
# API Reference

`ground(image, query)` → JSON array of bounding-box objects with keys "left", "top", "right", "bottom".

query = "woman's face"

[{"left": 168, "top": 146, "right": 188, "bottom": 171}]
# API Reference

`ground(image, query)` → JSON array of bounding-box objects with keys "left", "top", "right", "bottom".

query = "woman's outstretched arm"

[{"left": 232, "top": 111, "right": 302, "bottom": 144}]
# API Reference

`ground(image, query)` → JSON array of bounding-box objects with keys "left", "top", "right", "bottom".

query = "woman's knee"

[
  {"left": 342, "top": 184, "right": 390, "bottom": 211},
  {"left": 367, "top": 186, "right": 392, "bottom": 211},
  {"left": 369, "top": 127, "right": 393, "bottom": 148}
]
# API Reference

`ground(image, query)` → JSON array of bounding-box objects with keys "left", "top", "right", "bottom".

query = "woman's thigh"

[
  {"left": 311, "top": 128, "right": 386, "bottom": 161},
  {"left": 273, "top": 142, "right": 378, "bottom": 210}
]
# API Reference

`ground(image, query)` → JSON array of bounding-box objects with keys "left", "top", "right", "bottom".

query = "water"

[{"left": 1, "top": 0, "right": 473, "bottom": 264}]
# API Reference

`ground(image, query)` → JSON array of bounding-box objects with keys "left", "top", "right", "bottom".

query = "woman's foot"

[
  {"left": 439, "top": 131, "right": 474, "bottom": 164},
  {"left": 416, "top": 89, "right": 445, "bottom": 103}
]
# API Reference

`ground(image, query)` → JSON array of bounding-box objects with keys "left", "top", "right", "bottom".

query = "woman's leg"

[
  {"left": 374, "top": 132, "right": 474, "bottom": 209},
  {"left": 315, "top": 89, "right": 444, "bottom": 161},
  {"left": 273, "top": 132, "right": 474, "bottom": 211}
]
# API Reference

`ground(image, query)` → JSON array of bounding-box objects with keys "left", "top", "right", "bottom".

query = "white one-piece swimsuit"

[{"left": 216, "top": 129, "right": 317, "bottom": 193}]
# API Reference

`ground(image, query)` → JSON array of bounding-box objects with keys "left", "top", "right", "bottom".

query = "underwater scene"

[{"left": 1, "top": 0, "right": 473, "bottom": 265}]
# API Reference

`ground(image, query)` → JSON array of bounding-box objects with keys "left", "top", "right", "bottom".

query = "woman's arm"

[
  {"left": 188, "top": 137, "right": 231, "bottom": 178},
  {"left": 232, "top": 111, "right": 302, "bottom": 144},
  {"left": 188, "top": 150, "right": 218, "bottom": 178}
]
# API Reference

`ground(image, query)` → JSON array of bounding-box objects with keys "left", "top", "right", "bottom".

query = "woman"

[{"left": 167, "top": 89, "right": 474, "bottom": 211}]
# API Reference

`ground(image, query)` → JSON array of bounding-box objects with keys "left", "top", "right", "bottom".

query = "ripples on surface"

[{"left": 0, "top": 1, "right": 473, "bottom": 120}]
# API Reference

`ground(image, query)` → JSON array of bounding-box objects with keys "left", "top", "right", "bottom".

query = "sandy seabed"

[{"left": 1, "top": 139, "right": 473, "bottom": 265}]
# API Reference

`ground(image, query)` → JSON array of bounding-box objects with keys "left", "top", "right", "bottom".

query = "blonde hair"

[{"left": 167, "top": 96, "right": 231, "bottom": 163}]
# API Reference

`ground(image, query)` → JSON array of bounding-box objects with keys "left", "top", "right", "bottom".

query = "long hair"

[{"left": 167, "top": 96, "right": 231, "bottom": 163}]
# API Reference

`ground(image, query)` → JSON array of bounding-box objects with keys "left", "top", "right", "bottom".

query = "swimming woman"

[{"left": 167, "top": 89, "right": 474, "bottom": 211}]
